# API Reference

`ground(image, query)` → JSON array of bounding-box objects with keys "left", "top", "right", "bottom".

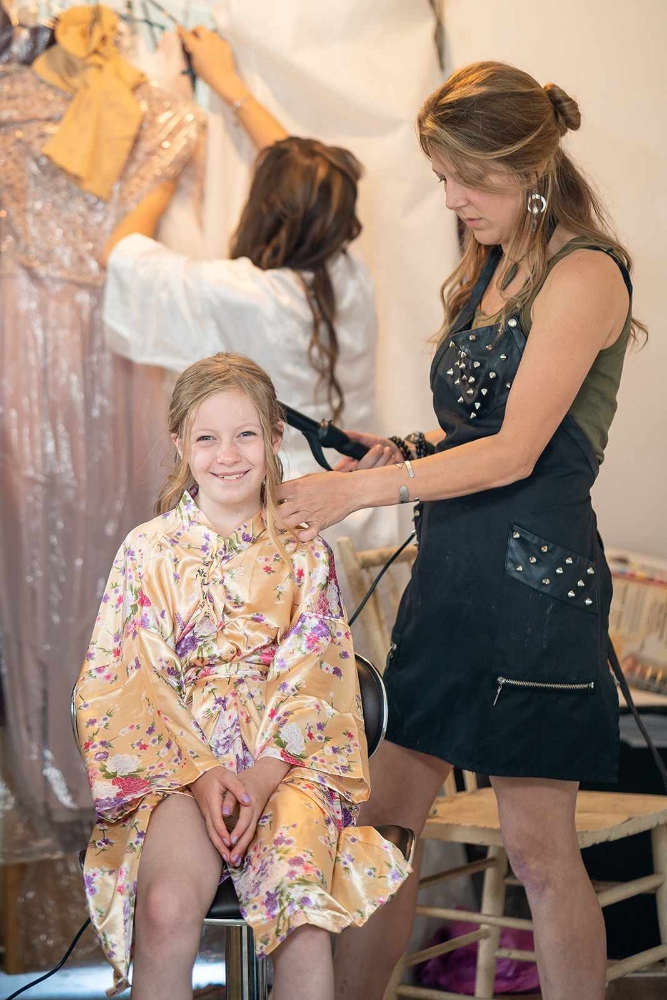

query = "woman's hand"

[
  {"left": 334, "top": 430, "right": 403, "bottom": 473},
  {"left": 277, "top": 470, "right": 359, "bottom": 541},
  {"left": 226, "top": 758, "right": 290, "bottom": 867},
  {"left": 190, "top": 765, "right": 251, "bottom": 862},
  {"left": 178, "top": 26, "right": 245, "bottom": 101},
  {"left": 177, "top": 25, "right": 288, "bottom": 150}
]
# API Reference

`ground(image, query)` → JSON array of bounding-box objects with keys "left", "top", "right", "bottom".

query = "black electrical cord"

[
  {"left": 608, "top": 643, "right": 667, "bottom": 796},
  {"left": 349, "top": 531, "right": 416, "bottom": 628},
  {"left": 3, "top": 918, "right": 91, "bottom": 1000}
]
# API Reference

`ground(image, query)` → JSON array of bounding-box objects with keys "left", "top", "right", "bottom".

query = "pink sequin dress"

[{"left": 0, "top": 61, "right": 204, "bottom": 861}]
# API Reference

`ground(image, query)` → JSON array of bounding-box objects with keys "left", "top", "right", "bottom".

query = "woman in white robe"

[{"left": 102, "top": 28, "right": 399, "bottom": 566}]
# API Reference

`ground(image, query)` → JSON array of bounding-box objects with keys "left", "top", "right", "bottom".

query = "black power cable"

[
  {"left": 3, "top": 918, "right": 91, "bottom": 1000},
  {"left": 608, "top": 642, "right": 667, "bottom": 795},
  {"left": 349, "top": 531, "right": 416, "bottom": 628}
]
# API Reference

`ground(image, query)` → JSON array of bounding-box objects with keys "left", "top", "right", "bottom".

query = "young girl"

[{"left": 74, "top": 353, "right": 409, "bottom": 1000}]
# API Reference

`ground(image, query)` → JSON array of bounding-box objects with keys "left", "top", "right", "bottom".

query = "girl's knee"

[
  {"left": 136, "top": 879, "right": 207, "bottom": 946},
  {"left": 273, "top": 923, "right": 331, "bottom": 961}
]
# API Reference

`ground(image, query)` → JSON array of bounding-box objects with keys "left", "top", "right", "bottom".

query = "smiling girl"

[{"left": 73, "top": 353, "right": 408, "bottom": 1000}]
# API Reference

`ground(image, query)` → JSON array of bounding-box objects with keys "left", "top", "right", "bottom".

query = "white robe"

[{"left": 103, "top": 234, "right": 400, "bottom": 558}]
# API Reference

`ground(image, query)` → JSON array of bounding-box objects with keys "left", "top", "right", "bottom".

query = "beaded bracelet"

[
  {"left": 406, "top": 432, "right": 436, "bottom": 458},
  {"left": 389, "top": 435, "right": 412, "bottom": 461}
]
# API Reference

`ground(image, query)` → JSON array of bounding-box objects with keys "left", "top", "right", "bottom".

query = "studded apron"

[{"left": 383, "top": 245, "right": 628, "bottom": 782}]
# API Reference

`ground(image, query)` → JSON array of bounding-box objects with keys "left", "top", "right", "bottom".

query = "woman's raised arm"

[{"left": 178, "top": 26, "right": 289, "bottom": 151}]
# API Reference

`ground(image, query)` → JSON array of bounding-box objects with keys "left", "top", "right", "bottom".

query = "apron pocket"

[
  {"left": 505, "top": 522, "right": 598, "bottom": 613},
  {"left": 492, "top": 523, "right": 600, "bottom": 692}
]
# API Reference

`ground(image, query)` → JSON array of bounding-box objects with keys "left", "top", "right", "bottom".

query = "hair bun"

[{"left": 543, "top": 82, "right": 581, "bottom": 136}]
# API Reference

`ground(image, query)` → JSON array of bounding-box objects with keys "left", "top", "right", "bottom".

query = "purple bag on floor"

[{"left": 418, "top": 917, "right": 540, "bottom": 995}]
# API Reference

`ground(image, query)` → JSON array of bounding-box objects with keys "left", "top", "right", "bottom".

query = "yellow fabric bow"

[{"left": 32, "top": 5, "right": 146, "bottom": 200}]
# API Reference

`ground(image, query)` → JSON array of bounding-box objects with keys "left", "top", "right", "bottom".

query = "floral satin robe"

[{"left": 75, "top": 491, "right": 409, "bottom": 995}]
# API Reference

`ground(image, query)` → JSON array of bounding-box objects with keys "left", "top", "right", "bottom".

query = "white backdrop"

[
  {"left": 442, "top": 0, "right": 667, "bottom": 558},
  {"left": 199, "top": 0, "right": 457, "bottom": 440}
]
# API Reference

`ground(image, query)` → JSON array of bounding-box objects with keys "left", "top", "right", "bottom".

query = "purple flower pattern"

[{"left": 74, "top": 491, "right": 409, "bottom": 994}]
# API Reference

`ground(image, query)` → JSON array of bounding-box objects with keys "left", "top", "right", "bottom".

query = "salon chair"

[{"left": 72, "top": 654, "right": 415, "bottom": 1000}]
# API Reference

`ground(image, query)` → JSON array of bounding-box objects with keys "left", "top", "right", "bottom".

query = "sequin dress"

[
  {"left": 0, "top": 61, "right": 204, "bottom": 861},
  {"left": 75, "top": 491, "right": 410, "bottom": 996}
]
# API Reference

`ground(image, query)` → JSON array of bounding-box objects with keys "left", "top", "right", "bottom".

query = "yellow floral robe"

[{"left": 75, "top": 491, "right": 409, "bottom": 995}]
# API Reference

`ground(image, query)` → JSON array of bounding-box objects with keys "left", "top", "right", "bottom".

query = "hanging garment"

[
  {"left": 0, "top": 2, "right": 55, "bottom": 65},
  {"left": 0, "top": 59, "right": 204, "bottom": 862},
  {"left": 75, "top": 491, "right": 410, "bottom": 995},
  {"left": 128, "top": 29, "right": 209, "bottom": 261},
  {"left": 32, "top": 5, "right": 147, "bottom": 200}
]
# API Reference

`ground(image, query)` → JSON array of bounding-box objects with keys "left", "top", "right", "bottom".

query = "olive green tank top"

[{"left": 471, "top": 238, "right": 632, "bottom": 463}]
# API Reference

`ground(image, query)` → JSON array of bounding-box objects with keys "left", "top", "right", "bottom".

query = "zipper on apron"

[{"left": 493, "top": 676, "right": 595, "bottom": 706}]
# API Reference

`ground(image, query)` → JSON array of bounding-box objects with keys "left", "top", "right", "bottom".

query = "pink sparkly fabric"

[{"left": 0, "top": 61, "right": 204, "bottom": 862}]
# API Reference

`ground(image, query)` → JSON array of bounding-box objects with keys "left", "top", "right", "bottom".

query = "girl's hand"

[
  {"left": 227, "top": 758, "right": 290, "bottom": 867},
  {"left": 334, "top": 430, "right": 403, "bottom": 472},
  {"left": 190, "top": 765, "right": 251, "bottom": 862},
  {"left": 277, "top": 471, "right": 358, "bottom": 541},
  {"left": 177, "top": 26, "right": 244, "bottom": 100}
]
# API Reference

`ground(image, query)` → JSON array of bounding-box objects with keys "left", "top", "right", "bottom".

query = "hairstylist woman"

[
  {"left": 277, "top": 62, "right": 643, "bottom": 1000},
  {"left": 101, "top": 27, "right": 395, "bottom": 498}
]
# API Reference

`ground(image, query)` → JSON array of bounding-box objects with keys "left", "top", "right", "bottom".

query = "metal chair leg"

[{"left": 225, "top": 923, "right": 269, "bottom": 1000}]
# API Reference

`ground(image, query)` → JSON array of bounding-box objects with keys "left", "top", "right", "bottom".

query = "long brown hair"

[
  {"left": 155, "top": 352, "right": 293, "bottom": 559},
  {"left": 418, "top": 61, "right": 646, "bottom": 342},
  {"left": 230, "top": 137, "right": 363, "bottom": 421}
]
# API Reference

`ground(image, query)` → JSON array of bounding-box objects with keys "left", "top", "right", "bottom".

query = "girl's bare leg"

[
  {"left": 131, "top": 793, "right": 223, "bottom": 1000},
  {"left": 272, "top": 924, "right": 334, "bottom": 1000},
  {"left": 492, "top": 776, "right": 606, "bottom": 1000},
  {"left": 333, "top": 740, "right": 452, "bottom": 1000}
]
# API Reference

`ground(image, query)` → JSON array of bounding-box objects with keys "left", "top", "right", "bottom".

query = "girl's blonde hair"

[
  {"left": 418, "top": 61, "right": 646, "bottom": 342},
  {"left": 155, "top": 353, "right": 293, "bottom": 557}
]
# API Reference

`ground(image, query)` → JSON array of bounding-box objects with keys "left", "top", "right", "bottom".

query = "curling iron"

[{"left": 279, "top": 402, "right": 369, "bottom": 471}]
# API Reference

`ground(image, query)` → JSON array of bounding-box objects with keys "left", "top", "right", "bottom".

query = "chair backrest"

[
  {"left": 355, "top": 653, "right": 387, "bottom": 758},
  {"left": 337, "top": 535, "right": 418, "bottom": 672},
  {"left": 339, "top": 536, "right": 478, "bottom": 793}
]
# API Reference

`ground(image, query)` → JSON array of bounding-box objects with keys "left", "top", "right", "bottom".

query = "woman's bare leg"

[
  {"left": 272, "top": 924, "right": 334, "bottom": 1000},
  {"left": 333, "top": 740, "right": 451, "bottom": 1000},
  {"left": 492, "top": 776, "right": 606, "bottom": 1000},
  {"left": 131, "top": 793, "right": 223, "bottom": 1000}
]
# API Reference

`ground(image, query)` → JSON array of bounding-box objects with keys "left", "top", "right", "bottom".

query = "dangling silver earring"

[{"left": 527, "top": 191, "right": 547, "bottom": 231}]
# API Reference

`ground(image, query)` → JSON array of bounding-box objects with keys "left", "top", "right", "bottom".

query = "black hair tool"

[{"left": 279, "top": 403, "right": 369, "bottom": 471}]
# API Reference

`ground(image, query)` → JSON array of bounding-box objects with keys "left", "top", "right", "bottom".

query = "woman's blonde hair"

[
  {"left": 155, "top": 353, "right": 293, "bottom": 558},
  {"left": 418, "top": 61, "right": 646, "bottom": 342}
]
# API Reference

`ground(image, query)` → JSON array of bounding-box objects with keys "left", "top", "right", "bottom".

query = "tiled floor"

[
  {"left": 2, "top": 971, "right": 665, "bottom": 999},
  {"left": 0, "top": 959, "right": 225, "bottom": 999}
]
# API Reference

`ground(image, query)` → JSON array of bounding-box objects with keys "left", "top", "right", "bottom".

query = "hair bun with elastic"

[{"left": 543, "top": 82, "right": 581, "bottom": 136}]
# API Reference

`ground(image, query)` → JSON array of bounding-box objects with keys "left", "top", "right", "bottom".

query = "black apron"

[{"left": 383, "top": 245, "right": 630, "bottom": 782}]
